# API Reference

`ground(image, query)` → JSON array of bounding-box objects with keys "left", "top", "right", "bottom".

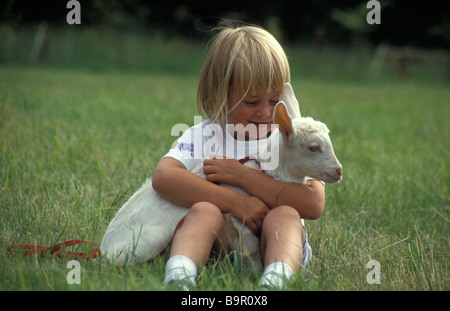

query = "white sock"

[
  {"left": 163, "top": 255, "right": 197, "bottom": 287},
  {"left": 258, "top": 262, "right": 294, "bottom": 289}
]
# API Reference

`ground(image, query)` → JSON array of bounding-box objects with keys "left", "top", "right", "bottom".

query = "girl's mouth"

[{"left": 249, "top": 121, "right": 271, "bottom": 125}]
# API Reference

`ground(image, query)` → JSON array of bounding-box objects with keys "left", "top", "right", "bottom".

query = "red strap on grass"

[
  {"left": 7, "top": 218, "right": 184, "bottom": 260},
  {"left": 7, "top": 217, "right": 184, "bottom": 261},
  {"left": 7, "top": 215, "right": 186, "bottom": 261},
  {"left": 6, "top": 239, "right": 101, "bottom": 259}
]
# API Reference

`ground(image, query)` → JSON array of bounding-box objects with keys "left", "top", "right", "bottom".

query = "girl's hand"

[
  {"left": 203, "top": 156, "right": 248, "bottom": 187},
  {"left": 203, "top": 156, "right": 269, "bottom": 235},
  {"left": 231, "top": 193, "right": 269, "bottom": 236}
]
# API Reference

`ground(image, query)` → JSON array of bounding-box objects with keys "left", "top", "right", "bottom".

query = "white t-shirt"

[{"left": 163, "top": 120, "right": 270, "bottom": 170}]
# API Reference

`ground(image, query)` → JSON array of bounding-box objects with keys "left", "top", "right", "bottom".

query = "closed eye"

[
  {"left": 309, "top": 146, "right": 320, "bottom": 152},
  {"left": 244, "top": 101, "right": 258, "bottom": 105}
]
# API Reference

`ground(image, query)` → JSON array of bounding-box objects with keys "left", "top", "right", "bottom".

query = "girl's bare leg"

[
  {"left": 170, "top": 201, "right": 229, "bottom": 266},
  {"left": 259, "top": 205, "right": 305, "bottom": 288},
  {"left": 164, "top": 201, "right": 228, "bottom": 288}
]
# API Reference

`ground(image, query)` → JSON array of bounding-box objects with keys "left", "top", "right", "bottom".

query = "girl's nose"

[{"left": 256, "top": 103, "right": 272, "bottom": 118}]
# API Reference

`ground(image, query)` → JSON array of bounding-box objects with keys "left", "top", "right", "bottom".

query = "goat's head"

[{"left": 273, "top": 102, "right": 343, "bottom": 183}]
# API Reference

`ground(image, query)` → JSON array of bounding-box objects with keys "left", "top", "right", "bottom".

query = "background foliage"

[{"left": 1, "top": 0, "right": 449, "bottom": 48}]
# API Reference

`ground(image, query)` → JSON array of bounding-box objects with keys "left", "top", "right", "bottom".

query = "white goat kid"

[{"left": 100, "top": 101, "right": 342, "bottom": 267}]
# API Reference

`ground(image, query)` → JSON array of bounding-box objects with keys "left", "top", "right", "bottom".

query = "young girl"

[{"left": 152, "top": 24, "right": 325, "bottom": 289}]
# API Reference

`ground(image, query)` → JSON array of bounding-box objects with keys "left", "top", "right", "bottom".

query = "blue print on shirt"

[{"left": 177, "top": 142, "right": 195, "bottom": 158}]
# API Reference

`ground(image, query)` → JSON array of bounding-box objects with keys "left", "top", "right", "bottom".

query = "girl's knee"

[
  {"left": 260, "top": 205, "right": 305, "bottom": 263},
  {"left": 188, "top": 202, "right": 228, "bottom": 253},
  {"left": 265, "top": 205, "right": 301, "bottom": 222},
  {"left": 262, "top": 205, "right": 304, "bottom": 241},
  {"left": 189, "top": 202, "right": 224, "bottom": 228},
  {"left": 190, "top": 202, "right": 222, "bottom": 216}
]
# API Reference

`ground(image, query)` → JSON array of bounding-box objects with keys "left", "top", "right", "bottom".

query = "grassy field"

[{"left": 0, "top": 29, "right": 448, "bottom": 291}]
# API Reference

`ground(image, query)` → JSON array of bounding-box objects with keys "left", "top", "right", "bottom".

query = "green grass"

[
  {"left": 1, "top": 66, "right": 447, "bottom": 291},
  {"left": 0, "top": 27, "right": 448, "bottom": 290}
]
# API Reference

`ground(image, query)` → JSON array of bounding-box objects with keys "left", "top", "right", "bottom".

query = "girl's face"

[{"left": 228, "top": 90, "right": 281, "bottom": 140}]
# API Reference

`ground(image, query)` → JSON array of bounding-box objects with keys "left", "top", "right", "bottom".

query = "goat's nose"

[{"left": 336, "top": 165, "right": 343, "bottom": 176}]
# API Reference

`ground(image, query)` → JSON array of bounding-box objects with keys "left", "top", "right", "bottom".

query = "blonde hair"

[{"left": 197, "top": 23, "right": 290, "bottom": 125}]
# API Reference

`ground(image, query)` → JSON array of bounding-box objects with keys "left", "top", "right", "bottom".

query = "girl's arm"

[
  {"left": 152, "top": 157, "right": 270, "bottom": 235},
  {"left": 203, "top": 158, "right": 325, "bottom": 220}
]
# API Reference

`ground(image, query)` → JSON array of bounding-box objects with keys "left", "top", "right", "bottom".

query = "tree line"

[{"left": 1, "top": 0, "right": 448, "bottom": 48}]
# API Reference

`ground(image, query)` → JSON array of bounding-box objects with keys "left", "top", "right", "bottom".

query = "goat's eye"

[{"left": 309, "top": 146, "right": 320, "bottom": 152}]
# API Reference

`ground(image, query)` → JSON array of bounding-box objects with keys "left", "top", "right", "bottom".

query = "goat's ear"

[{"left": 274, "top": 101, "right": 294, "bottom": 142}]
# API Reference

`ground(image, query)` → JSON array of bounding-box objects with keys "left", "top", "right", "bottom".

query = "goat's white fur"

[{"left": 100, "top": 99, "right": 342, "bottom": 268}]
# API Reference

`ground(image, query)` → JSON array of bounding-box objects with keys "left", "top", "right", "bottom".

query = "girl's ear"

[{"left": 274, "top": 101, "right": 294, "bottom": 141}]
